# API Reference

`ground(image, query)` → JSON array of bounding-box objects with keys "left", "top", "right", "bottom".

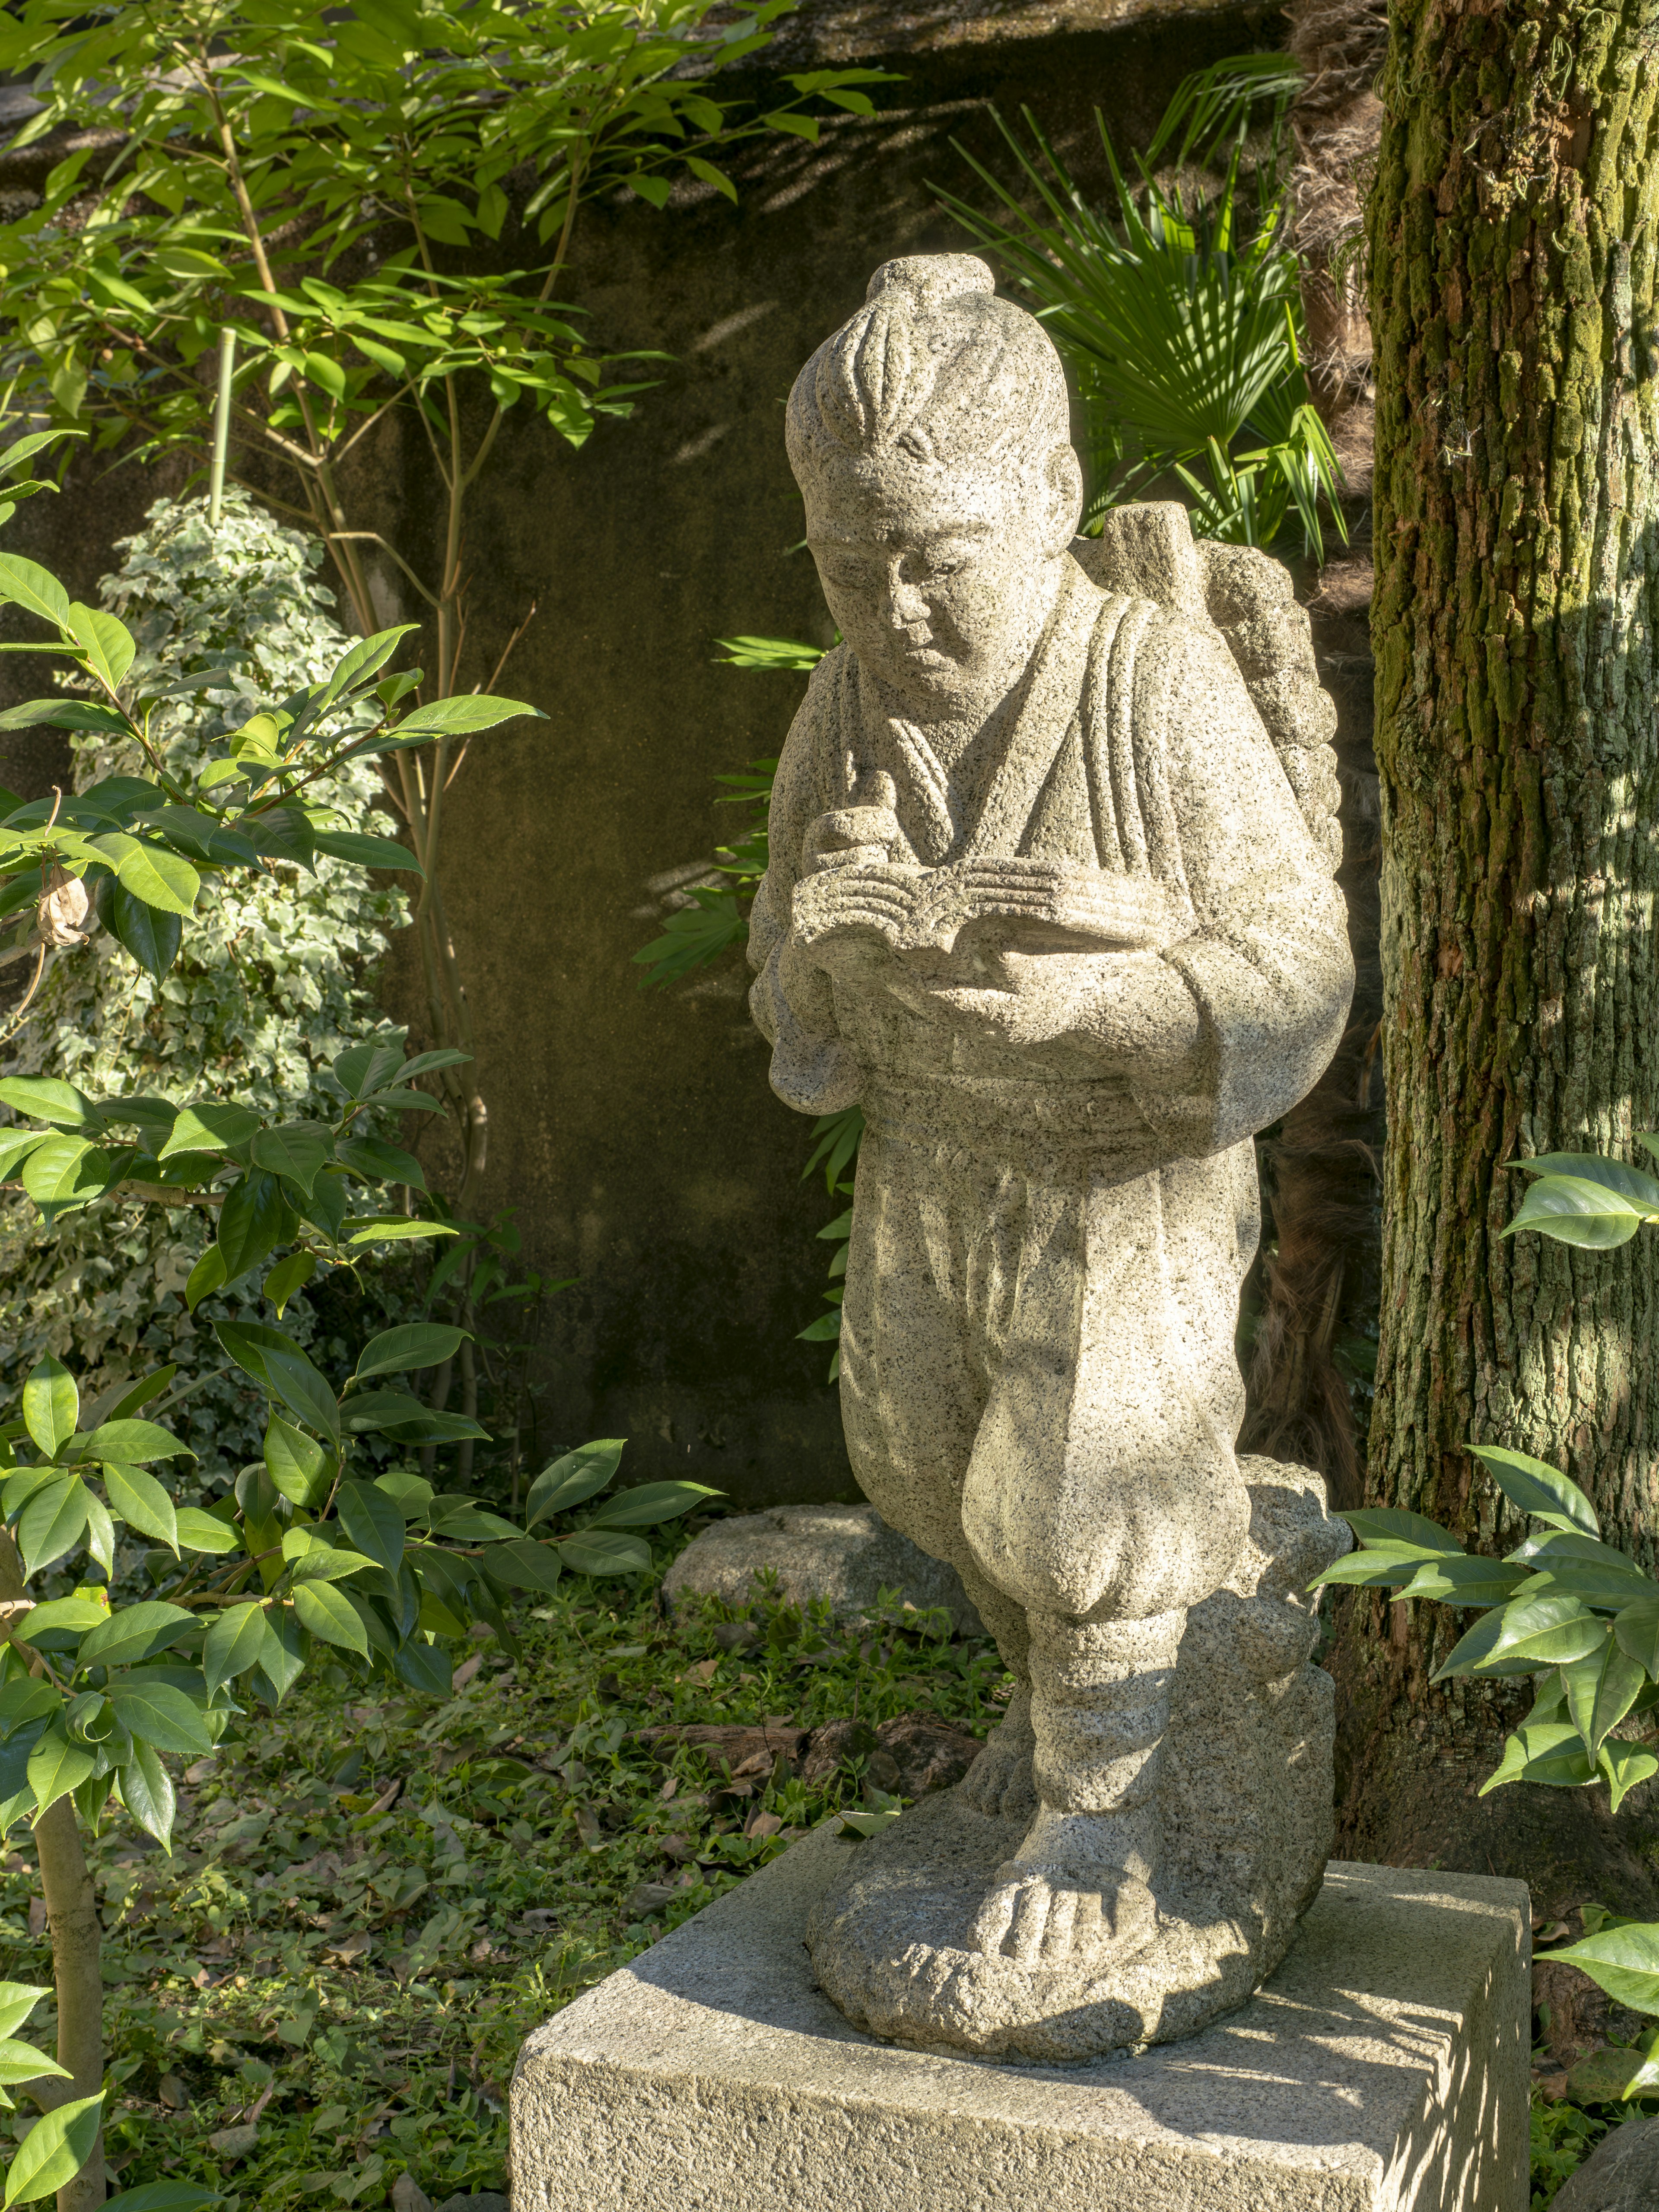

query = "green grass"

[{"left": 0, "top": 1541, "right": 1007, "bottom": 2208}]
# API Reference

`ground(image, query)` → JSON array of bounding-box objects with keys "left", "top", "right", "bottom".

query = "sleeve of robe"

[
  {"left": 1124, "top": 610, "right": 1354, "bottom": 1156},
  {"left": 747, "top": 647, "right": 864, "bottom": 1113}
]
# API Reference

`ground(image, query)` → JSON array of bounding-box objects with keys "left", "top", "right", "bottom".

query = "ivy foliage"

[{"left": 0, "top": 489, "right": 416, "bottom": 1477}]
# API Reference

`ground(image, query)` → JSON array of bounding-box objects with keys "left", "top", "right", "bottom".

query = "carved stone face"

[{"left": 801, "top": 445, "right": 1083, "bottom": 718}]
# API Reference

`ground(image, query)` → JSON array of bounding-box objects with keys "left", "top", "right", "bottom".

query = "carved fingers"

[{"left": 955, "top": 860, "right": 1182, "bottom": 947}]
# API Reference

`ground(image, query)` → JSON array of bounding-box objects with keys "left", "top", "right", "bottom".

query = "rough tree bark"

[{"left": 1331, "top": 0, "right": 1659, "bottom": 1910}]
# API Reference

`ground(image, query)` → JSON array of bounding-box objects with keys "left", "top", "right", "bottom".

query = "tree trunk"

[{"left": 1331, "top": 0, "right": 1659, "bottom": 1911}]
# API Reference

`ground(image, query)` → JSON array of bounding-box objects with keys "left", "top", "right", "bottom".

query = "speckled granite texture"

[
  {"left": 744, "top": 252, "right": 1356, "bottom": 2051},
  {"left": 511, "top": 1830, "right": 1531, "bottom": 2212}
]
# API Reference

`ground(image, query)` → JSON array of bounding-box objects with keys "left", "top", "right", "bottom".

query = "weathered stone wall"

[{"left": 0, "top": 2, "right": 1275, "bottom": 1507}]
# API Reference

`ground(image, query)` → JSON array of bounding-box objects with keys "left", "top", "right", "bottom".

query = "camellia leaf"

[
  {"left": 480, "top": 1538, "right": 563, "bottom": 1593},
  {"left": 213, "top": 1320, "right": 339, "bottom": 1443},
  {"left": 0, "top": 1077, "right": 99, "bottom": 1129},
  {"left": 215, "top": 1169, "right": 289, "bottom": 1284},
  {"left": 16, "top": 1477, "right": 90, "bottom": 1577},
  {"left": 91, "top": 832, "right": 200, "bottom": 918},
  {"left": 1397, "top": 1555, "right": 1529, "bottom": 1608},
  {"left": 1340, "top": 1507, "right": 1465, "bottom": 1554},
  {"left": 393, "top": 1640, "right": 452, "bottom": 1699},
  {"left": 1548, "top": 1923, "right": 1659, "bottom": 2012},
  {"left": 262, "top": 1417, "right": 334, "bottom": 1509},
  {"left": 21, "top": 1355, "right": 77, "bottom": 1459},
  {"left": 557, "top": 1529, "right": 652, "bottom": 1576},
  {"left": 105, "top": 1678, "right": 212, "bottom": 1757},
  {"left": 582, "top": 1481, "right": 721, "bottom": 1530},
  {"left": 100, "top": 1465, "right": 178, "bottom": 1552},
  {"left": 384, "top": 693, "right": 541, "bottom": 739},
  {"left": 1470, "top": 1445, "right": 1599, "bottom": 1535},
  {"left": 337, "top": 1481, "right": 405, "bottom": 1577},
  {"left": 249, "top": 1122, "right": 332, "bottom": 1196},
  {"left": 1482, "top": 1592, "right": 1610, "bottom": 1670},
  {"left": 159, "top": 1103, "right": 259, "bottom": 1159},
  {"left": 78, "top": 1603, "right": 194, "bottom": 1672},
  {"left": 81, "top": 1417, "right": 191, "bottom": 1465},
  {"left": 1, "top": 2089, "right": 103, "bottom": 2207},
  {"left": 1503, "top": 1174, "right": 1651, "bottom": 1248},
  {"left": 292, "top": 1580, "right": 369, "bottom": 1657},
  {"left": 1615, "top": 1593, "right": 1659, "bottom": 1677},
  {"left": 262, "top": 1248, "right": 316, "bottom": 1319},
  {"left": 173, "top": 1508, "right": 240, "bottom": 1555},
  {"left": 102, "top": 880, "right": 183, "bottom": 981},
  {"left": 25, "top": 1721, "right": 94, "bottom": 1820},
  {"left": 353, "top": 1322, "right": 466, "bottom": 1381},
  {"left": 1601, "top": 1740, "right": 1659, "bottom": 1815},
  {"left": 0, "top": 1986, "right": 50, "bottom": 2043},
  {"left": 0, "top": 553, "right": 71, "bottom": 630},
  {"left": 116, "top": 1741, "right": 176, "bottom": 1852},
  {"left": 184, "top": 1245, "right": 227, "bottom": 1313},
  {"left": 64, "top": 601, "right": 135, "bottom": 692},
  {"left": 202, "top": 1602, "right": 270, "bottom": 1699},
  {"left": 526, "top": 1440, "right": 625, "bottom": 1526},
  {"left": 1562, "top": 1636, "right": 1648, "bottom": 1758},
  {"left": 0, "top": 2037, "right": 67, "bottom": 2087},
  {"left": 334, "top": 1134, "right": 426, "bottom": 1191}
]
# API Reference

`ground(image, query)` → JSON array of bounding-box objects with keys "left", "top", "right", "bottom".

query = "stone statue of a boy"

[{"left": 749, "top": 253, "right": 1355, "bottom": 2053}]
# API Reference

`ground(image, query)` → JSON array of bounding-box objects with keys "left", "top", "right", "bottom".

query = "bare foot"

[
  {"left": 957, "top": 1688, "right": 1036, "bottom": 1819},
  {"left": 966, "top": 1807, "right": 1157, "bottom": 1967}
]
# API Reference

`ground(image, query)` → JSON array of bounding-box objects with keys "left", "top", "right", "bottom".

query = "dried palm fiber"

[{"left": 1285, "top": 0, "right": 1388, "bottom": 413}]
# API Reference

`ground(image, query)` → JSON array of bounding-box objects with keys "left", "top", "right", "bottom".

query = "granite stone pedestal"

[{"left": 511, "top": 1827, "right": 1530, "bottom": 2212}]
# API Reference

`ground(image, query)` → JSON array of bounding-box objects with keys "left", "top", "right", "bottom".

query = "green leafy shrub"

[{"left": 0, "top": 490, "right": 417, "bottom": 1479}]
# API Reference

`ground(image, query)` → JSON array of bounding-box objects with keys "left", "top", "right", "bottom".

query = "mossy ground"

[{"left": 0, "top": 1537, "right": 1007, "bottom": 2207}]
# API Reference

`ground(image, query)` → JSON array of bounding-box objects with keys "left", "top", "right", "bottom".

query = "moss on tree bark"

[{"left": 1334, "top": 0, "right": 1659, "bottom": 1906}]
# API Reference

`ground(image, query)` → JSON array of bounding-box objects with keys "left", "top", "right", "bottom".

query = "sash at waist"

[{"left": 861, "top": 1072, "right": 1173, "bottom": 1176}]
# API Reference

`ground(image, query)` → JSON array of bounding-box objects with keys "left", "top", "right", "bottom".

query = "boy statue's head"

[{"left": 787, "top": 254, "right": 1084, "bottom": 717}]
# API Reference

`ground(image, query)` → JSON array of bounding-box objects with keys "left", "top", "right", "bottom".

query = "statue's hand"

[
  {"left": 791, "top": 860, "right": 924, "bottom": 962},
  {"left": 803, "top": 769, "right": 903, "bottom": 874},
  {"left": 957, "top": 859, "right": 1184, "bottom": 949}
]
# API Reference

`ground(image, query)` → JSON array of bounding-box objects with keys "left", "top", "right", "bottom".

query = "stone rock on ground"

[
  {"left": 661, "top": 1505, "right": 984, "bottom": 1635},
  {"left": 1552, "top": 2116, "right": 1659, "bottom": 2211}
]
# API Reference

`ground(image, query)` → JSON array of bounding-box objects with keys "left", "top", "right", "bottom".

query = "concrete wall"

[{"left": 0, "top": 2, "right": 1276, "bottom": 1507}]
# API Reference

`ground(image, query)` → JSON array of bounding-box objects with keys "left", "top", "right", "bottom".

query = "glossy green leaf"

[
  {"left": 173, "top": 1509, "right": 239, "bottom": 1555},
  {"left": 262, "top": 1248, "right": 316, "bottom": 1319},
  {"left": 582, "top": 1481, "right": 721, "bottom": 1530},
  {"left": 0, "top": 1986, "right": 49, "bottom": 2043},
  {"left": 99, "top": 1465, "right": 178, "bottom": 1552},
  {"left": 312, "top": 830, "right": 420, "bottom": 870},
  {"left": 1602, "top": 1741, "right": 1659, "bottom": 1814},
  {"left": 160, "top": 1103, "right": 259, "bottom": 1158},
  {"left": 25, "top": 1721, "right": 94, "bottom": 1819},
  {"left": 331, "top": 1037, "right": 407, "bottom": 1099},
  {"left": 386, "top": 693, "right": 540, "bottom": 739},
  {"left": 0, "top": 2037, "right": 67, "bottom": 2087},
  {"left": 292, "top": 1580, "right": 369, "bottom": 1656},
  {"left": 334, "top": 1135, "right": 426, "bottom": 1190},
  {"left": 1476, "top": 1721, "right": 1597, "bottom": 1796},
  {"left": 1397, "top": 1555, "right": 1528, "bottom": 1608},
  {"left": 184, "top": 1245, "right": 227, "bottom": 1313},
  {"left": 262, "top": 1417, "right": 334, "bottom": 1509},
  {"left": 102, "top": 878, "right": 183, "bottom": 979},
  {"left": 480, "top": 1538, "right": 563, "bottom": 1593},
  {"left": 1340, "top": 1508, "right": 1465, "bottom": 1554},
  {"left": 249, "top": 1122, "right": 332, "bottom": 1195},
  {"left": 106, "top": 1678, "right": 212, "bottom": 1756},
  {"left": 18, "top": 1599, "right": 106, "bottom": 1650},
  {"left": 1549, "top": 1924, "right": 1659, "bottom": 2013},
  {"left": 79, "top": 1603, "right": 194, "bottom": 1672},
  {"left": 527, "top": 1440, "right": 625, "bottom": 1526},
  {"left": 202, "top": 1603, "right": 270, "bottom": 1699},
  {"left": 0, "top": 553, "right": 70, "bottom": 631},
  {"left": 116, "top": 1740, "right": 175, "bottom": 1850},
  {"left": 0, "top": 1077, "right": 99, "bottom": 1129},
  {"left": 1470, "top": 1446, "right": 1599, "bottom": 1535},
  {"left": 558, "top": 1529, "right": 652, "bottom": 1576},
  {"left": 353, "top": 1322, "right": 465, "bottom": 1380},
  {"left": 1616, "top": 1594, "right": 1659, "bottom": 1677},
  {"left": 393, "top": 1640, "right": 452, "bottom": 1698},
  {"left": 64, "top": 601, "right": 135, "bottom": 691},
  {"left": 216, "top": 1169, "right": 289, "bottom": 1284},
  {"left": 82, "top": 1417, "right": 191, "bottom": 1465},
  {"left": 21, "top": 1356, "right": 76, "bottom": 1459},
  {"left": 1562, "top": 1636, "right": 1648, "bottom": 1758},
  {"left": 337, "top": 1481, "right": 405, "bottom": 1576},
  {"left": 213, "top": 1320, "right": 339, "bottom": 1443},
  {"left": 2, "top": 2089, "right": 103, "bottom": 2206},
  {"left": 90, "top": 832, "right": 199, "bottom": 918},
  {"left": 16, "top": 1477, "right": 89, "bottom": 1576}
]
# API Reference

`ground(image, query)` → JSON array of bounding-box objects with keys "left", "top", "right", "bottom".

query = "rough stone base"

[{"left": 512, "top": 1827, "right": 1530, "bottom": 2212}]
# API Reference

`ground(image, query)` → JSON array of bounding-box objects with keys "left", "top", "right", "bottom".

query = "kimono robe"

[{"left": 749, "top": 557, "right": 1354, "bottom": 1631}]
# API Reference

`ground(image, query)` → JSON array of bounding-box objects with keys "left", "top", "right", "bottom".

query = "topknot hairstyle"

[{"left": 786, "top": 254, "right": 1071, "bottom": 474}]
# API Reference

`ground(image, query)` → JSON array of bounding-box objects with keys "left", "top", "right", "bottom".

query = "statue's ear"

[{"left": 1039, "top": 445, "right": 1085, "bottom": 553}]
